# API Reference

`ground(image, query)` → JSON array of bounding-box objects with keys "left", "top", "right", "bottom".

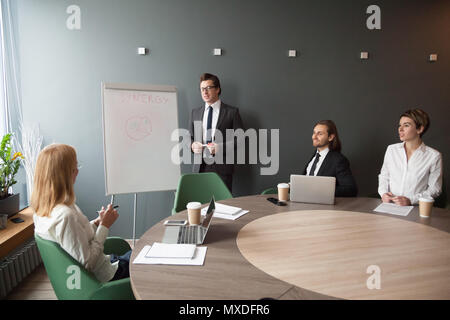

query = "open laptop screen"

[{"left": 201, "top": 197, "right": 215, "bottom": 228}]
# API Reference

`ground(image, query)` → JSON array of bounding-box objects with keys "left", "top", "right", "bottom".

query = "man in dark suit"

[
  {"left": 190, "top": 73, "right": 244, "bottom": 192},
  {"left": 303, "top": 120, "right": 357, "bottom": 197}
]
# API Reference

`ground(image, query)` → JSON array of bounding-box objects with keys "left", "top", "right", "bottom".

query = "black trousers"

[
  {"left": 199, "top": 163, "right": 233, "bottom": 193},
  {"left": 109, "top": 250, "right": 132, "bottom": 281}
]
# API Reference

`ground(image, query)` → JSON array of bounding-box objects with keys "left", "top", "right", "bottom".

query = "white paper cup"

[
  {"left": 187, "top": 202, "right": 202, "bottom": 225},
  {"left": 277, "top": 183, "right": 290, "bottom": 202},
  {"left": 419, "top": 197, "right": 434, "bottom": 218}
]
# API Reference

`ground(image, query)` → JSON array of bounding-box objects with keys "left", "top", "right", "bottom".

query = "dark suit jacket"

[
  {"left": 190, "top": 102, "right": 244, "bottom": 175},
  {"left": 303, "top": 150, "right": 358, "bottom": 197}
]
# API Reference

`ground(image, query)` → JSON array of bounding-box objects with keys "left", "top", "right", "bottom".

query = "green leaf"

[{"left": 0, "top": 133, "right": 22, "bottom": 192}]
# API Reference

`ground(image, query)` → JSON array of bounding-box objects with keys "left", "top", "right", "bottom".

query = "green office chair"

[
  {"left": 172, "top": 172, "right": 232, "bottom": 214},
  {"left": 35, "top": 234, "right": 135, "bottom": 300},
  {"left": 261, "top": 187, "right": 277, "bottom": 195}
]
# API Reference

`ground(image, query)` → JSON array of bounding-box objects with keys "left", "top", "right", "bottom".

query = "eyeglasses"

[{"left": 200, "top": 85, "right": 217, "bottom": 92}]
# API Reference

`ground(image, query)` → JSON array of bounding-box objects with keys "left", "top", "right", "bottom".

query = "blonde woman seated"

[
  {"left": 378, "top": 109, "right": 442, "bottom": 206},
  {"left": 32, "top": 144, "right": 131, "bottom": 282}
]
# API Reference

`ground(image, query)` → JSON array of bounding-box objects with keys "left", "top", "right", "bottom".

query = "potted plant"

[{"left": 0, "top": 133, "right": 24, "bottom": 217}]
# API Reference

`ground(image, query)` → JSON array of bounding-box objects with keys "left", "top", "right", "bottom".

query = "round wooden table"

[{"left": 130, "top": 196, "right": 450, "bottom": 300}]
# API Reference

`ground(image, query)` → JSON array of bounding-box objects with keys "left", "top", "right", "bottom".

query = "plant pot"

[{"left": 0, "top": 193, "right": 20, "bottom": 218}]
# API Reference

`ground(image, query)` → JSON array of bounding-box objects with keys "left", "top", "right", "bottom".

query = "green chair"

[
  {"left": 172, "top": 172, "right": 232, "bottom": 214},
  {"left": 261, "top": 187, "right": 277, "bottom": 195},
  {"left": 35, "top": 234, "right": 135, "bottom": 300}
]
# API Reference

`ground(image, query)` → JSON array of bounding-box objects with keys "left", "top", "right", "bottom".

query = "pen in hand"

[{"left": 97, "top": 205, "right": 119, "bottom": 213}]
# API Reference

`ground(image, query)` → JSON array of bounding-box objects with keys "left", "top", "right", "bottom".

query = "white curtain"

[
  {"left": 0, "top": 0, "right": 42, "bottom": 204},
  {"left": 0, "top": 0, "right": 22, "bottom": 137},
  {"left": 0, "top": 1, "right": 9, "bottom": 137}
]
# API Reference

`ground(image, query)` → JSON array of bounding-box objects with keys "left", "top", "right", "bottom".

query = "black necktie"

[
  {"left": 206, "top": 106, "right": 213, "bottom": 143},
  {"left": 309, "top": 153, "right": 321, "bottom": 176}
]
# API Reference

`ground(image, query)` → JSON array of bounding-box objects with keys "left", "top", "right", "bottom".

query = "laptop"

[
  {"left": 289, "top": 174, "right": 336, "bottom": 205},
  {"left": 162, "top": 197, "right": 216, "bottom": 244}
]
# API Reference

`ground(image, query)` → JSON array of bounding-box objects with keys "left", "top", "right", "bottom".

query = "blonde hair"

[{"left": 31, "top": 144, "right": 77, "bottom": 217}]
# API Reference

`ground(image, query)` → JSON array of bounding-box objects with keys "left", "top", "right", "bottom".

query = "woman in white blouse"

[
  {"left": 32, "top": 144, "right": 131, "bottom": 282},
  {"left": 378, "top": 109, "right": 442, "bottom": 206}
]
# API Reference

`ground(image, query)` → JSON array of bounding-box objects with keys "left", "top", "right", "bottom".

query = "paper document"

[
  {"left": 145, "top": 242, "right": 196, "bottom": 259},
  {"left": 201, "top": 207, "right": 249, "bottom": 220},
  {"left": 212, "top": 203, "right": 242, "bottom": 215},
  {"left": 373, "top": 203, "right": 414, "bottom": 216},
  {"left": 133, "top": 245, "right": 207, "bottom": 265}
]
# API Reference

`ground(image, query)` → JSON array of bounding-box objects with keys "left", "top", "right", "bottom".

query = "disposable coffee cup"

[
  {"left": 187, "top": 202, "right": 202, "bottom": 225},
  {"left": 419, "top": 197, "right": 434, "bottom": 218},
  {"left": 277, "top": 183, "right": 290, "bottom": 202}
]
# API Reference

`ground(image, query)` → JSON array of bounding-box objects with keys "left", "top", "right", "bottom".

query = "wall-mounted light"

[
  {"left": 137, "top": 47, "right": 148, "bottom": 55},
  {"left": 213, "top": 48, "right": 222, "bottom": 56},
  {"left": 288, "top": 50, "right": 297, "bottom": 57},
  {"left": 429, "top": 54, "right": 438, "bottom": 62},
  {"left": 360, "top": 52, "right": 369, "bottom": 60}
]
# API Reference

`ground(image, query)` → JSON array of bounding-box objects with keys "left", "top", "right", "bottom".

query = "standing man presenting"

[
  {"left": 303, "top": 120, "right": 358, "bottom": 197},
  {"left": 190, "top": 73, "right": 244, "bottom": 192}
]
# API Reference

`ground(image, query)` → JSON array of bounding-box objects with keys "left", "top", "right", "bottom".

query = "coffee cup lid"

[
  {"left": 419, "top": 197, "right": 434, "bottom": 203},
  {"left": 278, "top": 183, "right": 289, "bottom": 188},
  {"left": 186, "top": 202, "right": 202, "bottom": 209}
]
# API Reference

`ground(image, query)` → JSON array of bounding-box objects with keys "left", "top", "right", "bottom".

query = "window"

[{"left": 0, "top": 1, "right": 8, "bottom": 137}]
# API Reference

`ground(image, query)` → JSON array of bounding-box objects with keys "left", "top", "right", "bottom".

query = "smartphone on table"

[{"left": 164, "top": 220, "right": 188, "bottom": 226}]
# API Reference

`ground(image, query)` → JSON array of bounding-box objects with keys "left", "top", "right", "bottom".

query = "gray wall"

[{"left": 13, "top": 0, "right": 450, "bottom": 238}]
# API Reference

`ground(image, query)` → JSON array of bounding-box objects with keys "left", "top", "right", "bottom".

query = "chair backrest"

[
  {"left": 261, "top": 187, "right": 277, "bottom": 195},
  {"left": 35, "top": 234, "right": 101, "bottom": 300},
  {"left": 172, "top": 172, "right": 232, "bottom": 214}
]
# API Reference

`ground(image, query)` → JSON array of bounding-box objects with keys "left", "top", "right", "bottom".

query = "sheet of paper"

[
  {"left": 202, "top": 209, "right": 249, "bottom": 220},
  {"left": 373, "top": 203, "right": 414, "bottom": 216},
  {"left": 145, "top": 242, "right": 196, "bottom": 259},
  {"left": 213, "top": 203, "right": 242, "bottom": 215},
  {"left": 202, "top": 204, "right": 242, "bottom": 216},
  {"left": 133, "top": 245, "right": 207, "bottom": 265}
]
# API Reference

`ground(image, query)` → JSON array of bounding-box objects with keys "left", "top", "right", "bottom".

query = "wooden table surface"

[
  {"left": 130, "top": 196, "right": 450, "bottom": 300},
  {"left": 0, "top": 207, "right": 34, "bottom": 260},
  {"left": 237, "top": 210, "right": 450, "bottom": 300}
]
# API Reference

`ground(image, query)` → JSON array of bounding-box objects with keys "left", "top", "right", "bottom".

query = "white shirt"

[
  {"left": 34, "top": 204, "right": 119, "bottom": 283},
  {"left": 306, "top": 148, "right": 330, "bottom": 176},
  {"left": 378, "top": 142, "right": 442, "bottom": 205},
  {"left": 202, "top": 99, "right": 221, "bottom": 144}
]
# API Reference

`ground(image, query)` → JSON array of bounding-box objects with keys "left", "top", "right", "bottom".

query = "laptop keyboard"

[{"left": 178, "top": 226, "right": 198, "bottom": 244}]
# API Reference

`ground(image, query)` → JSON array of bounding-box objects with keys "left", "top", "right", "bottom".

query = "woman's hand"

[
  {"left": 99, "top": 204, "right": 119, "bottom": 229},
  {"left": 93, "top": 216, "right": 101, "bottom": 227},
  {"left": 93, "top": 206, "right": 105, "bottom": 227},
  {"left": 391, "top": 196, "right": 411, "bottom": 206},
  {"left": 381, "top": 192, "right": 394, "bottom": 203}
]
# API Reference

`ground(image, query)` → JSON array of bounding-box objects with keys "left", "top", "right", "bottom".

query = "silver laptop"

[
  {"left": 290, "top": 174, "right": 336, "bottom": 205},
  {"left": 162, "top": 197, "right": 215, "bottom": 244}
]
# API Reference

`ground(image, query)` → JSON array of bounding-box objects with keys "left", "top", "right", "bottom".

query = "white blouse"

[
  {"left": 34, "top": 204, "right": 118, "bottom": 282},
  {"left": 378, "top": 142, "right": 442, "bottom": 205}
]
